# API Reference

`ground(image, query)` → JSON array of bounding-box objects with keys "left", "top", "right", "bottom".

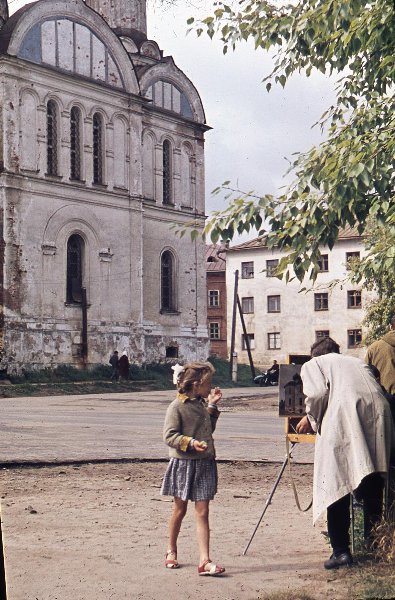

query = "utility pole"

[
  {"left": 237, "top": 295, "right": 256, "bottom": 379},
  {"left": 81, "top": 288, "right": 88, "bottom": 367},
  {"left": 229, "top": 270, "right": 239, "bottom": 378}
]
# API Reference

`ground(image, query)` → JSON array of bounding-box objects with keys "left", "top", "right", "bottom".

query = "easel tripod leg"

[{"left": 243, "top": 443, "right": 297, "bottom": 556}]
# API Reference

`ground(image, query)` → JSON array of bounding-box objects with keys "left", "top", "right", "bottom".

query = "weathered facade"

[
  {"left": 206, "top": 244, "right": 227, "bottom": 359},
  {"left": 0, "top": 0, "right": 210, "bottom": 373},
  {"left": 227, "top": 229, "right": 372, "bottom": 367}
]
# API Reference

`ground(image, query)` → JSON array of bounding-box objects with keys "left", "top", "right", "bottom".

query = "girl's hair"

[{"left": 177, "top": 362, "right": 215, "bottom": 394}]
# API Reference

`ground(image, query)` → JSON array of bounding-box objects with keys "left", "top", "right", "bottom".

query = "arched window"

[
  {"left": 93, "top": 113, "right": 104, "bottom": 184},
  {"left": 161, "top": 250, "right": 176, "bottom": 312},
  {"left": 67, "top": 234, "right": 84, "bottom": 304},
  {"left": 162, "top": 140, "right": 172, "bottom": 205},
  {"left": 47, "top": 100, "right": 58, "bottom": 175},
  {"left": 70, "top": 106, "right": 82, "bottom": 180}
]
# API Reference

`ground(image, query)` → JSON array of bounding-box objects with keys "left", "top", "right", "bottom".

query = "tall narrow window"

[
  {"left": 47, "top": 100, "right": 58, "bottom": 175},
  {"left": 163, "top": 140, "right": 172, "bottom": 204},
  {"left": 93, "top": 112, "right": 104, "bottom": 184},
  {"left": 70, "top": 107, "right": 81, "bottom": 180},
  {"left": 67, "top": 234, "right": 84, "bottom": 304},
  {"left": 161, "top": 251, "right": 175, "bottom": 312}
]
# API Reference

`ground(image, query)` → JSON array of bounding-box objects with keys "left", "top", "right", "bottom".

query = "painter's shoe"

[{"left": 324, "top": 552, "right": 353, "bottom": 570}]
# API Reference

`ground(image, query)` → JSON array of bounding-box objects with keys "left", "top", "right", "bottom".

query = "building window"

[
  {"left": 241, "top": 261, "right": 254, "bottom": 279},
  {"left": 346, "top": 251, "right": 360, "bottom": 269},
  {"left": 268, "top": 295, "right": 281, "bottom": 313},
  {"left": 348, "top": 329, "right": 362, "bottom": 348},
  {"left": 242, "top": 333, "right": 255, "bottom": 350},
  {"left": 70, "top": 106, "right": 82, "bottom": 180},
  {"left": 93, "top": 112, "right": 104, "bottom": 184},
  {"left": 241, "top": 297, "right": 254, "bottom": 314},
  {"left": 166, "top": 346, "right": 178, "bottom": 358},
  {"left": 161, "top": 250, "right": 175, "bottom": 312},
  {"left": 266, "top": 259, "right": 279, "bottom": 277},
  {"left": 318, "top": 254, "right": 329, "bottom": 272},
  {"left": 66, "top": 234, "right": 84, "bottom": 304},
  {"left": 208, "top": 290, "right": 220, "bottom": 307},
  {"left": 314, "top": 292, "right": 329, "bottom": 311},
  {"left": 316, "top": 330, "right": 330, "bottom": 341},
  {"left": 347, "top": 290, "right": 362, "bottom": 309},
  {"left": 209, "top": 322, "right": 220, "bottom": 339},
  {"left": 163, "top": 140, "right": 173, "bottom": 204},
  {"left": 268, "top": 332, "right": 281, "bottom": 350},
  {"left": 46, "top": 100, "right": 58, "bottom": 175}
]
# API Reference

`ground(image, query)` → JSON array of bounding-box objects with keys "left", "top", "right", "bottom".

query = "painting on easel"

[{"left": 278, "top": 364, "right": 306, "bottom": 417}]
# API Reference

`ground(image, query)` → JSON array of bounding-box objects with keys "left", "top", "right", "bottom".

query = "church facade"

[{"left": 0, "top": 0, "right": 210, "bottom": 373}]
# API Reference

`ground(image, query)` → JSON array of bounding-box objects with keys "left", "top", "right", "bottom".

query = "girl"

[{"left": 160, "top": 361, "right": 225, "bottom": 576}]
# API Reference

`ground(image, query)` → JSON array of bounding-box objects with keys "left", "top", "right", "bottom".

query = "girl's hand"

[
  {"left": 207, "top": 387, "right": 222, "bottom": 404},
  {"left": 193, "top": 440, "right": 208, "bottom": 452}
]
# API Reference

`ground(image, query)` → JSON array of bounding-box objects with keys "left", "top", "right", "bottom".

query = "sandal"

[
  {"left": 165, "top": 550, "right": 179, "bottom": 569},
  {"left": 198, "top": 559, "right": 225, "bottom": 576}
]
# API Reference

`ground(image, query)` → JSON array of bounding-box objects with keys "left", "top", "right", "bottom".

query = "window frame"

[
  {"left": 267, "top": 332, "right": 281, "bottom": 350},
  {"left": 241, "top": 296, "right": 254, "bottom": 314},
  {"left": 93, "top": 112, "right": 104, "bottom": 185},
  {"left": 46, "top": 99, "right": 58, "bottom": 176},
  {"left": 241, "top": 261, "right": 254, "bottom": 279},
  {"left": 162, "top": 139, "right": 173, "bottom": 205},
  {"left": 66, "top": 234, "right": 84, "bottom": 304},
  {"left": 346, "top": 251, "right": 361, "bottom": 270},
  {"left": 267, "top": 295, "right": 281, "bottom": 313},
  {"left": 242, "top": 333, "right": 255, "bottom": 350},
  {"left": 314, "top": 292, "right": 329, "bottom": 311},
  {"left": 316, "top": 330, "right": 330, "bottom": 341},
  {"left": 70, "top": 106, "right": 82, "bottom": 181},
  {"left": 266, "top": 259, "right": 279, "bottom": 278},
  {"left": 208, "top": 290, "right": 220, "bottom": 308},
  {"left": 209, "top": 322, "right": 220, "bottom": 340},
  {"left": 347, "top": 290, "right": 362, "bottom": 309},
  {"left": 317, "top": 254, "right": 329, "bottom": 272},
  {"left": 160, "top": 250, "right": 176, "bottom": 313},
  {"left": 348, "top": 329, "right": 362, "bottom": 348}
]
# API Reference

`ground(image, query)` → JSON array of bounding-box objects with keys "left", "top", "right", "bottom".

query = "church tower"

[
  {"left": 0, "top": 0, "right": 8, "bottom": 26},
  {"left": 84, "top": 0, "right": 147, "bottom": 36}
]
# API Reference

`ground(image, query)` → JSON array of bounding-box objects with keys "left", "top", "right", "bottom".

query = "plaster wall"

[{"left": 226, "top": 239, "right": 373, "bottom": 367}]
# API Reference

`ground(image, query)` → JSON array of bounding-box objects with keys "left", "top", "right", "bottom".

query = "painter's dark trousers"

[{"left": 327, "top": 472, "right": 384, "bottom": 555}]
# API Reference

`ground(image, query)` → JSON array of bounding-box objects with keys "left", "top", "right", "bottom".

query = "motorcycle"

[{"left": 254, "top": 369, "right": 278, "bottom": 387}]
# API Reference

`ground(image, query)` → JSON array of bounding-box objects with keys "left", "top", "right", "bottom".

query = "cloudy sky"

[{"left": 10, "top": 0, "right": 336, "bottom": 221}]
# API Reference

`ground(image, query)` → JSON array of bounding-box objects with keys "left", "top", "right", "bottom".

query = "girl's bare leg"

[
  {"left": 168, "top": 497, "right": 188, "bottom": 554},
  {"left": 195, "top": 500, "right": 210, "bottom": 565}
]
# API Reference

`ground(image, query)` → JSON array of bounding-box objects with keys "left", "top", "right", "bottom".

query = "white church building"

[{"left": 0, "top": 0, "right": 210, "bottom": 372}]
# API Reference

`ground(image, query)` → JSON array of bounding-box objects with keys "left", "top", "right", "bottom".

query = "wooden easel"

[{"left": 243, "top": 416, "right": 315, "bottom": 555}]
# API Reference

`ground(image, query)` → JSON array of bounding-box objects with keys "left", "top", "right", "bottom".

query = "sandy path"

[{"left": 0, "top": 461, "right": 350, "bottom": 600}]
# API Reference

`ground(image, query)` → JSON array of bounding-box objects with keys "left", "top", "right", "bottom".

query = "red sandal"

[
  {"left": 165, "top": 550, "right": 179, "bottom": 569},
  {"left": 198, "top": 559, "right": 225, "bottom": 576}
]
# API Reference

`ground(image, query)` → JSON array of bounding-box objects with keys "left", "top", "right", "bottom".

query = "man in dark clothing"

[{"left": 109, "top": 350, "right": 119, "bottom": 381}]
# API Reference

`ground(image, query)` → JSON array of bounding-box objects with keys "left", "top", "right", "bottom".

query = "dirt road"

[{"left": 0, "top": 461, "right": 354, "bottom": 600}]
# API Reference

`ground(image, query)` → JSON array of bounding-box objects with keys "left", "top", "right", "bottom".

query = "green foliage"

[{"left": 190, "top": 0, "right": 395, "bottom": 281}]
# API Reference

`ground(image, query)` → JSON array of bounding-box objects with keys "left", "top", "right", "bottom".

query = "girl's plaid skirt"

[{"left": 160, "top": 457, "right": 218, "bottom": 501}]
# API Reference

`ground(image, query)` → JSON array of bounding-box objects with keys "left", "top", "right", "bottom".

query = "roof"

[
  {"left": 206, "top": 244, "right": 226, "bottom": 272},
  {"left": 227, "top": 226, "right": 363, "bottom": 252}
]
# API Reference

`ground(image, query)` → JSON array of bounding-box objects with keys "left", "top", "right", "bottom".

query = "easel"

[
  {"left": 0, "top": 508, "right": 8, "bottom": 598},
  {"left": 243, "top": 416, "right": 315, "bottom": 555}
]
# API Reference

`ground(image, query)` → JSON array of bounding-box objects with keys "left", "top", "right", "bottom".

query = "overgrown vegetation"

[{"left": 0, "top": 357, "right": 255, "bottom": 398}]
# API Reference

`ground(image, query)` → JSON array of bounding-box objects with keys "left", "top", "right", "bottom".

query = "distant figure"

[
  {"left": 109, "top": 350, "right": 119, "bottom": 381},
  {"left": 119, "top": 351, "right": 130, "bottom": 380},
  {"left": 365, "top": 314, "right": 395, "bottom": 399},
  {"left": 268, "top": 359, "right": 279, "bottom": 382}
]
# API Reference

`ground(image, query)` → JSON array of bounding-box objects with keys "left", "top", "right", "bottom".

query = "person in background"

[
  {"left": 268, "top": 359, "right": 279, "bottom": 383},
  {"left": 109, "top": 350, "right": 119, "bottom": 382},
  {"left": 118, "top": 351, "right": 130, "bottom": 380},
  {"left": 296, "top": 337, "right": 394, "bottom": 570},
  {"left": 365, "top": 314, "right": 395, "bottom": 406}
]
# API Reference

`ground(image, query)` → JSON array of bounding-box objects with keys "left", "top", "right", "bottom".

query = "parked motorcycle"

[{"left": 254, "top": 369, "right": 278, "bottom": 387}]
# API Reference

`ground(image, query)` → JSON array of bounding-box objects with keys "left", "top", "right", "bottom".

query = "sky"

[{"left": 9, "top": 0, "right": 336, "bottom": 230}]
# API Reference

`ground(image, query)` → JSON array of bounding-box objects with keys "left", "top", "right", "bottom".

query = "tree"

[{"left": 188, "top": 0, "right": 394, "bottom": 283}]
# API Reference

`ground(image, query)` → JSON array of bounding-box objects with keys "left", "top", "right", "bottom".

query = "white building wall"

[{"left": 226, "top": 239, "right": 372, "bottom": 367}]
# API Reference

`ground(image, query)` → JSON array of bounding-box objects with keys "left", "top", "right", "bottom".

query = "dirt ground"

[{"left": 0, "top": 460, "right": 363, "bottom": 600}]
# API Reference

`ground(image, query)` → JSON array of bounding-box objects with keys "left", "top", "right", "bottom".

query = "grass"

[{"left": 0, "top": 356, "right": 256, "bottom": 397}]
